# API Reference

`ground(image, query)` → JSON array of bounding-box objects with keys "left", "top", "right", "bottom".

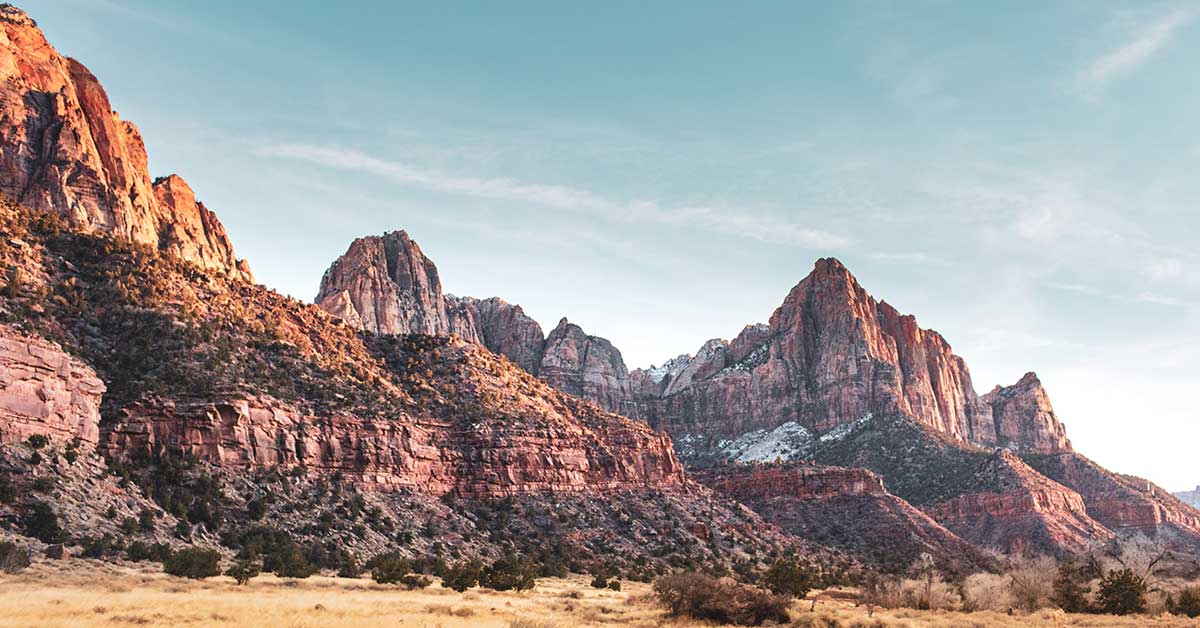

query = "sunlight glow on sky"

[{"left": 23, "top": 0, "right": 1200, "bottom": 490}]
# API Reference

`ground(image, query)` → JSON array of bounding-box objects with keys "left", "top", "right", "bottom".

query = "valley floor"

[{"left": 0, "top": 561, "right": 1194, "bottom": 628}]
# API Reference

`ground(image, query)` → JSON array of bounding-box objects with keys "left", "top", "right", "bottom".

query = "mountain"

[
  {"left": 316, "top": 232, "right": 639, "bottom": 416},
  {"left": 1178, "top": 487, "right": 1200, "bottom": 509},
  {"left": 0, "top": 6, "right": 251, "bottom": 283},
  {"left": 0, "top": 7, "right": 803, "bottom": 575}
]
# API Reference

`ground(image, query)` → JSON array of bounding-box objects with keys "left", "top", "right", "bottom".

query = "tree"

[
  {"left": 23, "top": 501, "right": 64, "bottom": 543},
  {"left": 225, "top": 560, "right": 261, "bottom": 585},
  {"left": 370, "top": 553, "right": 412, "bottom": 585},
  {"left": 442, "top": 560, "right": 483, "bottom": 592},
  {"left": 761, "top": 557, "right": 817, "bottom": 598},
  {"left": 163, "top": 548, "right": 222, "bottom": 579},
  {"left": 479, "top": 554, "right": 538, "bottom": 592},
  {"left": 1052, "top": 569, "right": 1091, "bottom": 613},
  {"left": 1168, "top": 587, "right": 1200, "bottom": 618},
  {"left": 1096, "top": 569, "right": 1147, "bottom": 615}
]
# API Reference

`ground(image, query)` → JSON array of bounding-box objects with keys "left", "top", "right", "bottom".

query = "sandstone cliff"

[
  {"left": 0, "top": 323, "right": 103, "bottom": 446},
  {"left": 696, "top": 462, "right": 992, "bottom": 574},
  {"left": 0, "top": 5, "right": 251, "bottom": 281}
]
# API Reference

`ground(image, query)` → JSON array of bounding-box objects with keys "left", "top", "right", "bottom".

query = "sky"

[{"left": 21, "top": 1, "right": 1200, "bottom": 490}]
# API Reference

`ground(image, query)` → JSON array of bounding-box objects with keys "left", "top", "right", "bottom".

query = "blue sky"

[{"left": 23, "top": 1, "right": 1200, "bottom": 490}]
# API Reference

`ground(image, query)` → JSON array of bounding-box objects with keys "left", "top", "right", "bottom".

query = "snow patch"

[{"left": 720, "top": 421, "right": 814, "bottom": 463}]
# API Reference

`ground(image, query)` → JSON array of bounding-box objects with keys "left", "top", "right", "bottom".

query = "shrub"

[
  {"left": 370, "top": 553, "right": 412, "bottom": 585},
  {"left": 337, "top": 554, "right": 362, "bottom": 578},
  {"left": 1168, "top": 586, "right": 1200, "bottom": 618},
  {"left": 225, "top": 560, "right": 261, "bottom": 585},
  {"left": 761, "top": 557, "right": 817, "bottom": 598},
  {"left": 138, "top": 508, "right": 156, "bottom": 533},
  {"left": 479, "top": 554, "right": 538, "bottom": 592},
  {"left": 1052, "top": 569, "right": 1092, "bottom": 613},
  {"left": 31, "top": 477, "right": 54, "bottom": 493},
  {"left": 0, "top": 542, "right": 31, "bottom": 574},
  {"left": 80, "top": 534, "right": 123, "bottom": 558},
  {"left": 591, "top": 573, "right": 609, "bottom": 589},
  {"left": 607, "top": 579, "right": 621, "bottom": 591},
  {"left": 126, "top": 541, "right": 173, "bottom": 563},
  {"left": 962, "top": 572, "right": 1015, "bottom": 612},
  {"left": 23, "top": 500, "right": 64, "bottom": 543},
  {"left": 399, "top": 573, "right": 433, "bottom": 590},
  {"left": 163, "top": 547, "right": 221, "bottom": 579},
  {"left": 27, "top": 434, "right": 48, "bottom": 449},
  {"left": 1096, "top": 568, "right": 1147, "bottom": 615},
  {"left": 443, "top": 560, "right": 483, "bottom": 592},
  {"left": 273, "top": 546, "right": 317, "bottom": 579},
  {"left": 1008, "top": 555, "right": 1058, "bottom": 612},
  {"left": 653, "top": 572, "right": 790, "bottom": 626}
]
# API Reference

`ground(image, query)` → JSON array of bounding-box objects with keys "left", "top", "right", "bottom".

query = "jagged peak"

[{"left": 0, "top": 4, "right": 36, "bottom": 27}]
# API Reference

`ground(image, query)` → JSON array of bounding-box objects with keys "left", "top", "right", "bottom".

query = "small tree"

[
  {"left": 1052, "top": 568, "right": 1091, "bottom": 613},
  {"left": 23, "top": 500, "right": 64, "bottom": 543},
  {"left": 163, "top": 548, "right": 222, "bottom": 579},
  {"left": 1167, "top": 587, "right": 1200, "bottom": 618},
  {"left": 591, "top": 573, "right": 610, "bottom": 589},
  {"left": 761, "top": 557, "right": 816, "bottom": 598},
  {"left": 479, "top": 554, "right": 538, "bottom": 592},
  {"left": 443, "top": 560, "right": 483, "bottom": 592},
  {"left": 225, "top": 560, "right": 261, "bottom": 585},
  {"left": 273, "top": 547, "right": 316, "bottom": 579},
  {"left": 370, "top": 553, "right": 412, "bottom": 585},
  {"left": 1096, "top": 568, "right": 1147, "bottom": 615}
]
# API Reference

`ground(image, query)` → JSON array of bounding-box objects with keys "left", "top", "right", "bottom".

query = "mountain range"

[{"left": 1, "top": 3, "right": 1195, "bottom": 577}]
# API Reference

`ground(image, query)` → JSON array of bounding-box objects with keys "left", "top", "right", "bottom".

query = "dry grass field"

[{"left": 1, "top": 560, "right": 1197, "bottom": 628}]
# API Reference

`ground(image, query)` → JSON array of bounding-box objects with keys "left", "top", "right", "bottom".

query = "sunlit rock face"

[
  {"left": 0, "top": 324, "right": 104, "bottom": 447},
  {"left": 0, "top": 6, "right": 251, "bottom": 281}
]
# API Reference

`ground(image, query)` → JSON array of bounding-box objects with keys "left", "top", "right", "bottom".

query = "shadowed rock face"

[
  {"left": 0, "top": 6, "right": 251, "bottom": 281},
  {"left": 695, "top": 463, "right": 993, "bottom": 574}
]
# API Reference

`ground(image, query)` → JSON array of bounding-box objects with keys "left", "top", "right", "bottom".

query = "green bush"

[
  {"left": 479, "top": 554, "right": 538, "bottom": 592},
  {"left": 1168, "top": 586, "right": 1200, "bottom": 618},
  {"left": 607, "top": 579, "right": 621, "bottom": 591},
  {"left": 163, "top": 547, "right": 221, "bottom": 579},
  {"left": 126, "top": 541, "right": 173, "bottom": 563},
  {"left": 442, "top": 560, "right": 483, "bottom": 592},
  {"left": 370, "top": 552, "right": 412, "bottom": 585},
  {"left": 761, "top": 557, "right": 817, "bottom": 598},
  {"left": 26, "top": 434, "right": 48, "bottom": 449},
  {"left": 1052, "top": 569, "right": 1091, "bottom": 613},
  {"left": 273, "top": 546, "right": 317, "bottom": 579},
  {"left": 591, "top": 573, "right": 609, "bottom": 589},
  {"left": 1096, "top": 569, "right": 1147, "bottom": 615},
  {"left": 225, "top": 560, "right": 261, "bottom": 585},
  {"left": 23, "top": 500, "right": 64, "bottom": 543},
  {"left": 0, "top": 542, "right": 31, "bottom": 574},
  {"left": 654, "top": 572, "right": 791, "bottom": 626},
  {"left": 399, "top": 573, "right": 433, "bottom": 590}
]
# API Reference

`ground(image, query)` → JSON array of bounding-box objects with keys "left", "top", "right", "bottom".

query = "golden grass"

[{"left": 0, "top": 560, "right": 1192, "bottom": 628}]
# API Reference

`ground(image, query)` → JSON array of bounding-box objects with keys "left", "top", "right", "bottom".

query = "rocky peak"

[
  {"left": 0, "top": 12, "right": 251, "bottom": 281},
  {"left": 539, "top": 317, "right": 637, "bottom": 415},
  {"left": 982, "top": 372, "right": 1072, "bottom": 454}
]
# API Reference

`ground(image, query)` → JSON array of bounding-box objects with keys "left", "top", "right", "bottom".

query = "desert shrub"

[
  {"left": 337, "top": 553, "right": 362, "bottom": 578},
  {"left": 163, "top": 547, "right": 221, "bottom": 579},
  {"left": 399, "top": 573, "right": 433, "bottom": 589},
  {"left": 0, "top": 542, "right": 31, "bottom": 574},
  {"left": 120, "top": 517, "right": 138, "bottom": 535},
  {"left": 507, "top": 620, "right": 557, "bottom": 628},
  {"left": 653, "top": 572, "right": 791, "bottom": 626},
  {"left": 761, "top": 557, "right": 817, "bottom": 598},
  {"left": 1096, "top": 568, "right": 1147, "bottom": 615},
  {"left": 607, "top": 578, "right": 621, "bottom": 591},
  {"left": 410, "top": 555, "right": 448, "bottom": 577},
  {"left": 273, "top": 546, "right": 317, "bottom": 579},
  {"left": 1052, "top": 568, "right": 1092, "bottom": 613},
  {"left": 1009, "top": 555, "right": 1058, "bottom": 612},
  {"left": 860, "top": 574, "right": 960, "bottom": 611},
  {"left": 962, "top": 572, "right": 1015, "bottom": 612},
  {"left": 138, "top": 508, "right": 156, "bottom": 533},
  {"left": 479, "top": 554, "right": 538, "bottom": 592},
  {"left": 31, "top": 476, "right": 54, "bottom": 493},
  {"left": 370, "top": 552, "right": 412, "bottom": 585},
  {"left": 225, "top": 559, "right": 261, "bottom": 585},
  {"left": 22, "top": 500, "right": 64, "bottom": 543},
  {"left": 1168, "top": 586, "right": 1200, "bottom": 618},
  {"left": 126, "top": 541, "right": 173, "bottom": 563},
  {"left": 442, "top": 560, "right": 483, "bottom": 592},
  {"left": 0, "top": 473, "right": 14, "bottom": 503},
  {"left": 80, "top": 533, "right": 123, "bottom": 558},
  {"left": 26, "top": 434, "right": 48, "bottom": 449},
  {"left": 591, "top": 573, "right": 609, "bottom": 589}
]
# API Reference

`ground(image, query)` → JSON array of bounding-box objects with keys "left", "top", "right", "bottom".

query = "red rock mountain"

[
  {"left": 316, "top": 232, "right": 638, "bottom": 415},
  {"left": 0, "top": 6, "right": 251, "bottom": 282}
]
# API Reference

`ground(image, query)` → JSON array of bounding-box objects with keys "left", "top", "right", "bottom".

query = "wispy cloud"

[
  {"left": 865, "top": 251, "right": 948, "bottom": 265},
  {"left": 1082, "top": 8, "right": 1195, "bottom": 85},
  {"left": 261, "top": 143, "right": 851, "bottom": 250},
  {"left": 1137, "top": 291, "right": 1186, "bottom": 307}
]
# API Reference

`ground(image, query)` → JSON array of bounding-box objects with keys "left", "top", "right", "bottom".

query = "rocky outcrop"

[
  {"left": 922, "top": 450, "right": 1110, "bottom": 554},
  {"left": 632, "top": 259, "right": 1070, "bottom": 458},
  {"left": 696, "top": 463, "right": 991, "bottom": 574},
  {"left": 1024, "top": 453, "right": 1200, "bottom": 548},
  {"left": 1177, "top": 486, "right": 1200, "bottom": 509},
  {"left": 0, "top": 323, "right": 103, "bottom": 446},
  {"left": 0, "top": 6, "right": 250, "bottom": 281},
  {"left": 317, "top": 232, "right": 640, "bottom": 415},
  {"left": 982, "top": 373, "right": 1072, "bottom": 454},
  {"left": 315, "top": 231, "right": 479, "bottom": 339}
]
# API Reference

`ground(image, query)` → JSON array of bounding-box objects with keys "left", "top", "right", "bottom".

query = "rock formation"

[
  {"left": 0, "top": 5, "right": 251, "bottom": 281},
  {"left": 316, "top": 233, "right": 639, "bottom": 415},
  {"left": 696, "top": 463, "right": 991, "bottom": 573},
  {"left": 631, "top": 258, "right": 1070, "bottom": 457},
  {"left": 0, "top": 323, "right": 103, "bottom": 446},
  {"left": 1177, "top": 486, "right": 1200, "bottom": 509}
]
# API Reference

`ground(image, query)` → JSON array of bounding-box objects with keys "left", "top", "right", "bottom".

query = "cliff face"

[
  {"left": 632, "top": 259, "right": 1070, "bottom": 457},
  {"left": 0, "top": 6, "right": 251, "bottom": 282},
  {"left": 316, "top": 233, "right": 638, "bottom": 415},
  {"left": 696, "top": 463, "right": 992, "bottom": 574},
  {"left": 0, "top": 323, "right": 103, "bottom": 447}
]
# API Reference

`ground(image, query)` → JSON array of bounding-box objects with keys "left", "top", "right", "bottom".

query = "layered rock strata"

[{"left": 0, "top": 324, "right": 103, "bottom": 446}]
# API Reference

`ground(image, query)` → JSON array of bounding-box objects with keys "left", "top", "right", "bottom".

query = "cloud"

[
  {"left": 1137, "top": 291, "right": 1186, "bottom": 307},
  {"left": 261, "top": 143, "right": 851, "bottom": 250},
  {"left": 1082, "top": 8, "right": 1195, "bottom": 85},
  {"left": 865, "top": 251, "right": 948, "bottom": 265}
]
